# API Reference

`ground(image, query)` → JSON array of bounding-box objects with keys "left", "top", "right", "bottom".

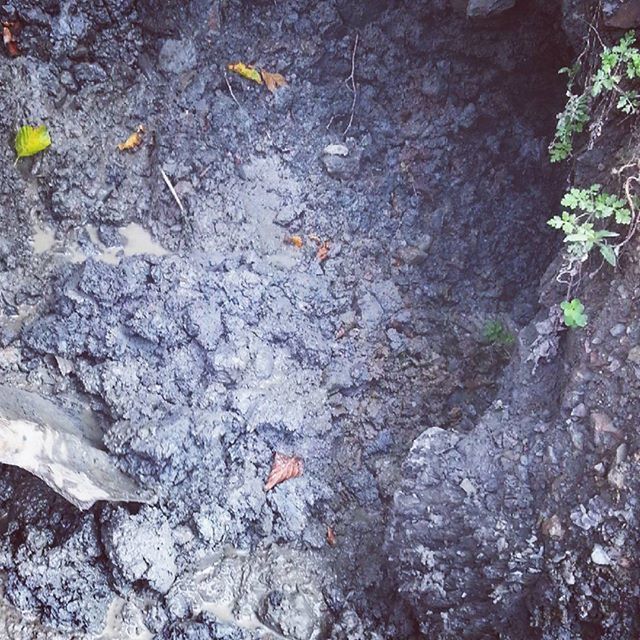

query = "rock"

[
  {"left": 158, "top": 39, "right": 198, "bottom": 75},
  {"left": 591, "top": 544, "right": 612, "bottom": 566},
  {"left": 467, "top": 0, "right": 516, "bottom": 18},
  {"left": 610, "top": 323, "right": 626, "bottom": 337},
  {"left": 541, "top": 514, "right": 564, "bottom": 540},
  {"left": 571, "top": 403, "right": 588, "bottom": 418},
  {"left": 102, "top": 509, "right": 178, "bottom": 594},
  {"left": 321, "top": 148, "right": 361, "bottom": 180},
  {"left": 627, "top": 345, "right": 640, "bottom": 364},
  {"left": 603, "top": 0, "right": 640, "bottom": 28},
  {"left": 323, "top": 143, "right": 349, "bottom": 157}
]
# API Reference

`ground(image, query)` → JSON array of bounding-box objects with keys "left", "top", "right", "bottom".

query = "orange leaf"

[
  {"left": 228, "top": 62, "right": 263, "bottom": 85},
  {"left": 327, "top": 526, "right": 337, "bottom": 546},
  {"left": 260, "top": 69, "right": 287, "bottom": 93},
  {"left": 284, "top": 235, "right": 303, "bottom": 249},
  {"left": 117, "top": 125, "right": 145, "bottom": 152},
  {"left": 317, "top": 241, "right": 330, "bottom": 262},
  {"left": 264, "top": 452, "right": 303, "bottom": 492}
]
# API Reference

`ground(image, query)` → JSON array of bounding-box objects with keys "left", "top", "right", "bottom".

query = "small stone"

[
  {"left": 323, "top": 143, "right": 349, "bottom": 157},
  {"left": 591, "top": 544, "right": 612, "bottom": 566},
  {"left": 467, "top": 0, "right": 515, "bottom": 17},
  {"left": 571, "top": 403, "right": 588, "bottom": 418},
  {"left": 459, "top": 478, "right": 476, "bottom": 496},
  {"left": 541, "top": 514, "right": 564, "bottom": 540},
  {"left": 627, "top": 345, "right": 640, "bottom": 364},
  {"left": 590, "top": 411, "right": 618, "bottom": 435},
  {"left": 610, "top": 323, "right": 626, "bottom": 337},
  {"left": 593, "top": 462, "right": 606, "bottom": 476}
]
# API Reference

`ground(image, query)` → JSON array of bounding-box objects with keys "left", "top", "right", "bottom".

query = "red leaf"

[{"left": 264, "top": 452, "right": 303, "bottom": 492}]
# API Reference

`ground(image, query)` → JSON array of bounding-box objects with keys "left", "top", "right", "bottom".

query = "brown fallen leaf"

[
  {"left": 317, "top": 241, "right": 330, "bottom": 263},
  {"left": 228, "top": 62, "right": 263, "bottom": 85},
  {"left": 117, "top": 125, "right": 145, "bottom": 152},
  {"left": 264, "top": 452, "right": 303, "bottom": 492},
  {"left": 327, "top": 526, "right": 337, "bottom": 546},
  {"left": 3, "top": 20, "right": 21, "bottom": 58},
  {"left": 284, "top": 235, "right": 303, "bottom": 249},
  {"left": 261, "top": 69, "right": 287, "bottom": 93}
]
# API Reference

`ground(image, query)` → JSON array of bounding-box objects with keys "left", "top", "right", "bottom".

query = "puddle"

[{"left": 31, "top": 222, "right": 169, "bottom": 264}]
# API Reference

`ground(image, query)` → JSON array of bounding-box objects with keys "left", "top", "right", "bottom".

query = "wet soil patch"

[{"left": 0, "top": 1, "right": 569, "bottom": 637}]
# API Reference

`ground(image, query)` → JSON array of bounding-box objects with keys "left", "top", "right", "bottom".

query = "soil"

[{"left": 2, "top": 0, "right": 636, "bottom": 639}]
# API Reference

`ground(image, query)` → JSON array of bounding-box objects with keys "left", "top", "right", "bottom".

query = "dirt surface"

[{"left": 7, "top": 0, "right": 635, "bottom": 638}]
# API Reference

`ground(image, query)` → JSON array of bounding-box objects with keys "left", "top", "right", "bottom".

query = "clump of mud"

[{"left": 0, "top": 0, "right": 573, "bottom": 637}]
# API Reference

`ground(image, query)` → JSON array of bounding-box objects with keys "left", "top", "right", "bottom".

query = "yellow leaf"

[
  {"left": 284, "top": 235, "right": 303, "bottom": 249},
  {"left": 227, "top": 62, "right": 263, "bottom": 85},
  {"left": 14, "top": 124, "right": 51, "bottom": 163},
  {"left": 260, "top": 69, "right": 287, "bottom": 93},
  {"left": 117, "top": 125, "right": 145, "bottom": 152}
]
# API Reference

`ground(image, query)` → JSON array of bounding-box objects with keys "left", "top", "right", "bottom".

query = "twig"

[
  {"left": 160, "top": 167, "right": 185, "bottom": 214},
  {"left": 224, "top": 72, "right": 241, "bottom": 108},
  {"left": 343, "top": 33, "right": 359, "bottom": 137}
]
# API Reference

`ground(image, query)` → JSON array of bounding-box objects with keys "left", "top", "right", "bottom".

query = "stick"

[
  {"left": 224, "top": 72, "right": 241, "bottom": 108},
  {"left": 160, "top": 167, "right": 185, "bottom": 214},
  {"left": 343, "top": 33, "right": 359, "bottom": 137}
]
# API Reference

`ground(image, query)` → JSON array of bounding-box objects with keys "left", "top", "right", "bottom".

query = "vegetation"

[
  {"left": 560, "top": 298, "right": 588, "bottom": 329},
  {"left": 548, "top": 184, "right": 631, "bottom": 268},
  {"left": 483, "top": 320, "right": 515, "bottom": 347},
  {"left": 550, "top": 31, "right": 640, "bottom": 162}
]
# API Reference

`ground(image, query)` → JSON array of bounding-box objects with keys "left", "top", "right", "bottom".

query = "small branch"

[
  {"left": 224, "top": 71, "right": 241, "bottom": 108},
  {"left": 160, "top": 167, "right": 185, "bottom": 214},
  {"left": 343, "top": 33, "right": 359, "bottom": 137}
]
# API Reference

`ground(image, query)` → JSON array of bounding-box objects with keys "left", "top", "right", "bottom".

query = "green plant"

[
  {"left": 548, "top": 184, "right": 631, "bottom": 267},
  {"left": 549, "top": 32, "right": 640, "bottom": 162},
  {"left": 483, "top": 320, "right": 515, "bottom": 346},
  {"left": 560, "top": 298, "right": 588, "bottom": 328}
]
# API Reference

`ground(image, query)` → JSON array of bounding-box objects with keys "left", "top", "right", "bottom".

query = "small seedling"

[
  {"left": 483, "top": 320, "right": 515, "bottom": 346},
  {"left": 560, "top": 298, "right": 588, "bottom": 328},
  {"left": 14, "top": 124, "right": 51, "bottom": 164}
]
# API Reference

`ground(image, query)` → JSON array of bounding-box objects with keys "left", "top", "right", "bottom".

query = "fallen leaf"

[
  {"left": 261, "top": 69, "right": 287, "bottom": 93},
  {"left": 117, "top": 125, "right": 145, "bottom": 152},
  {"left": 327, "top": 526, "right": 337, "bottom": 546},
  {"left": 3, "top": 20, "right": 21, "bottom": 57},
  {"left": 15, "top": 124, "right": 51, "bottom": 163},
  {"left": 317, "top": 241, "right": 330, "bottom": 262},
  {"left": 264, "top": 452, "right": 303, "bottom": 492},
  {"left": 284, "top": 235, "right": 303, "bottom": 249},
  {"left": 228, "top": 62, "right": 263, "bottom": 85}
]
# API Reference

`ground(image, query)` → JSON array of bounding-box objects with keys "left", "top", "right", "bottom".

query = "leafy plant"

[
  {"left": 548, "top": 184, "right": 631, "bottom": 267},
  {"left": 560, "top": 298, "right": 588, "bottom": 328},
  {"left": 549, "top": 31, "right": 640, "bottom": 162},
  {"left": 483, "top": 320, "right": 515, "bottom": 347},
  {"left": 14, "top": 124, "right": 51, "bottom": 164}
]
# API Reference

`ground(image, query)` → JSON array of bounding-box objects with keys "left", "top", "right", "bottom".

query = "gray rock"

[
  {"left": 102, "top": 509, "right": 178, "bottom": 594},
  {"left": 603, "top": 0, "right": 640, "bottom": 27},
  {"left": 467, "top": 0, "right": 516, "bottom": 17}
]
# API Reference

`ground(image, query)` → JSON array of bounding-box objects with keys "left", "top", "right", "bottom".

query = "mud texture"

[{"left": 4, "top": 0, "right": 630, "bottom": 638}]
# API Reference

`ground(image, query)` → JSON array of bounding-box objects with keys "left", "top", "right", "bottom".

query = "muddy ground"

[{"left": 2, "top": 0, "right": 639, "bottom": 638}]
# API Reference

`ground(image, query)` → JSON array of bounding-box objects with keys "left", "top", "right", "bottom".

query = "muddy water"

[{"left": 30, "top": 222, "right": 169, "bottom": 264}]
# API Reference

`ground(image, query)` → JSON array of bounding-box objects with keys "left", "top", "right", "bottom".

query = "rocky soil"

[{"left": 1, "top": 0, "right": 638, "bottom": 638}]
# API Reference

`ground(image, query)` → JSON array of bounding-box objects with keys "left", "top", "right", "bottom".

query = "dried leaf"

[
  {"left": 264, "top": 452, "right": 303, "bottom": 492},
  {"left": 15, "top": 125, "right": 51, "bottom": 163},
  {"left": 284, "top": 235, "right": 303, "bottom": 249},
  {"left": 317, "top": 241, "right": 330, "bottom": 262},
  {"left": 3, "top": 20, "right": 21, "bottom": 57},
  {"left": 327, "top": 526, "right": 337, "bottom": 546},
  {"left": 228, "top": 62, "right": 263, "bottom": 85},
  {"left": 117, "top": 125, "right": 145, "bottom": 152},
  {"left": 261, "top": 69, "right": 287, "bottom": 93}
]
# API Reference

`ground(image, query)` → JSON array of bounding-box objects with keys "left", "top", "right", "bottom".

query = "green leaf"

[
  {"left": 599, "top": 244, "right": 617, "bottom": 266},
  {"left": 15, "top": 124, "right": 52, "bottom": 163},
  {"left": 560, "top": 298, "right": 588, "bottom": 329}
]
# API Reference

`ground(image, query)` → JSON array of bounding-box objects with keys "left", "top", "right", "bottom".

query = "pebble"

[
  {"left": 590, "top": 544, "right": 612, "bottom": 566},
  {"left": 323, "top": 143, "right": 349, "bottom": 157},
  {"left": 610, "top": 323, "right": 626, "bottom": 337},
  {"left": 571, "top": 403, "right": 588, "bottom": 418},
  {"left": 627, "top": 345, "right": 640, "bottom": 364}
]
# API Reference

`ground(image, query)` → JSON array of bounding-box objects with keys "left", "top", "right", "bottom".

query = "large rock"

[
  {"left": 467, "top": 0, "right": 516, "bottom": 17},
  {"left": 603, "top": 0, "right": 640, "bottom": 28}
]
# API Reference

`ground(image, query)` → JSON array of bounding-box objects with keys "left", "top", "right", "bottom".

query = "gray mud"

[{"left": 0, "top": 0, "right": 584, "bottom": 638}]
